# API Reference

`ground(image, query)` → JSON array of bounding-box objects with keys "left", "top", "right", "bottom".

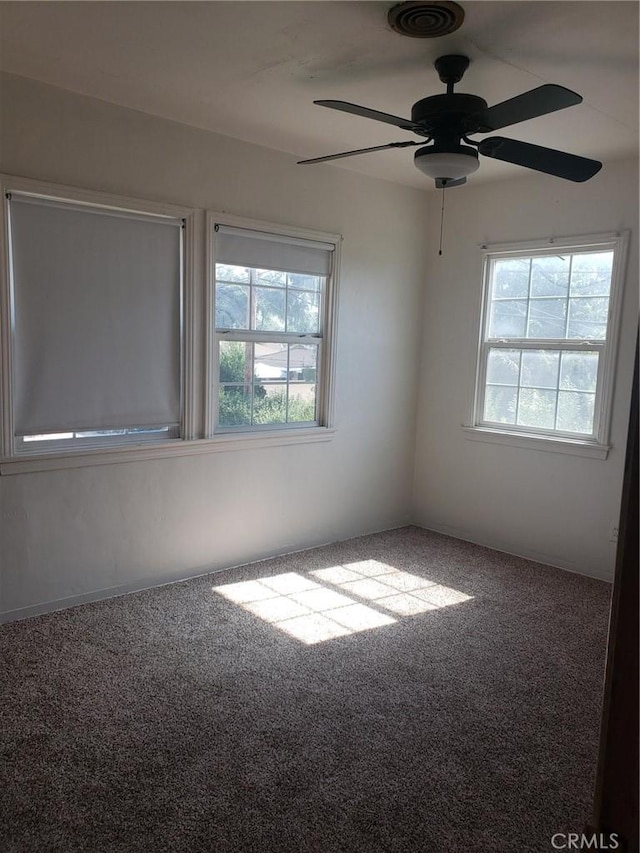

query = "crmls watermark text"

[{"left": 551, "top": 833, "right": 620, "bottom": 850}]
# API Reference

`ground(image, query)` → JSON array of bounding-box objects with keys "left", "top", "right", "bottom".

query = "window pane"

[
  {"left": 486, "top": 349, "right": 521, "bottom": 385},
  {"left": 288, "top": 344, "right": 318, "bottom": 382},
  {"left": 254, "top": 287, "right": 286, "bottom": 332},
  {"left": 219, "top": 340, "right": 251, "bottom": 383},
  {"left": 489, "top": 300, "right": 527, "bottom": 337},
  {"left": 23, "top": 432, "right": 75, "bottom": 442},
  {"left": 288, "top": 384, "right": 316, "bottom": 422},
  {"left": 530, "top": 255, "right": 570, "bottom": 297},
  {"left": 517, "top": 388, "right": 557, "bottom": 429},
  {"left": 217, "top": 342, "right": 320, "bottom": 429},
  {"left": 559, "top": 352, "right": 599, "bottom": 392},
  {"left": 527, "top": 299, "right": 567, "bottom": 338},
  {"left": 484, "top": 386, "right": 517, "bottom": 424},
  {"left": 253, "top": 384, "right": 288, "bottom": 425},
  {"left": 567, "top": 297, "right": 609, "bottom": 340},
  {"left": 256, "top": 269, "right": 286, "bottom": 288},
  {"left": 288, "top": 273, "right": 321, "bottom": 292},
  {"left": 287, "top": 290, "right": 320, "bottom": 333},
  {"left": 22, "top": 427, "right": 172, "bottom": 443},
  {"left": 215, "top": 283, "right": 249, "bottom": 330},
  {"left": 570, "top": 252, "right": 613, "bottom": 297},
  {"left": 556, "top": 391, "right": 596, "bottom": 434},
  {"left": 219, "top": 386, "right": 251, "bottom": 426},
  {"left": 254, "top": 342, "right": 288, "bottom": 381},
  {"left": 492, "top": 258, "right": 530, "bottom": 298},
  {"left": 216, "top": 264, "right": 249, "bottom": 283},
  {"left": 520, "top": 351, "right": 560, "bottom": 389}
]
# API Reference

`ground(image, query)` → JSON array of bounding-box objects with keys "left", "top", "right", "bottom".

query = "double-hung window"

[
  {"left": 471, "top": 233, "right": 627, "bottom": 455},
  {"left": 1, "top": 183, "right": 188, "bottom": 457},
  {"left": 210, "top": 219, "right": 338, "bottom": 433}
]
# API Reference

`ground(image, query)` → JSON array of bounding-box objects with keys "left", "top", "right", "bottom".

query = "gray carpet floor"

[{"left": 0, "top": 526, "right": 611, "bottom": 853}]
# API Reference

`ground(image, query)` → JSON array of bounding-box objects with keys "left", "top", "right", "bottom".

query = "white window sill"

[
  {"left": 0, "top": 427, "right": 336, "bottom": 475},
  {"left": 461, "top": 426, "right": 610, "bottom": 459}
]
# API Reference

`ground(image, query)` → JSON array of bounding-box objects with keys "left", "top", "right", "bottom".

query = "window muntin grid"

[
  {"left": 478, "top": 246, "right": 616, "bottom": 440},
  {"left": 215, "top": 264, "right": 325, "bottom": 430}
]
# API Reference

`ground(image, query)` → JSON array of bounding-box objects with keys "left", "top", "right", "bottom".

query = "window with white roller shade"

[
  {"left": 211, "top": 221, "right": 337, "bottom": 432},
  {"left": 7, "top": 193, "right": 183, "bottom": 446}
]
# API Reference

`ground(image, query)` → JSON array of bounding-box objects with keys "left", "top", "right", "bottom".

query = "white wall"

[
  {"left": 0, "top": 73, "right": 429, "bottom": 619},
  {"left": 413, "top": 159, "right": 638, "bottom": 580},
  {"left": 1, "top": 74, "right": 635, "bottom": 619}
]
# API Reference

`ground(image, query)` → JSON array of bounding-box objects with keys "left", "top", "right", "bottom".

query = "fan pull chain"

[{"left": 438, "top": 186, "right": 446, "bottom": 256}]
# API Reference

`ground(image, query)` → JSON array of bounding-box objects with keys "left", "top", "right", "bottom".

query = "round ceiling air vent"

[{"left": 387, "top": 1, "right": 465, "bottom": 38}]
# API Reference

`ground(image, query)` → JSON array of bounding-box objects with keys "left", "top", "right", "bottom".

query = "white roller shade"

[
  {"left": 9, "top": 194, "right": 183, "bottom": 436},
  {"left": 215, "top": 224, "right": 334, "bottom": 276}
]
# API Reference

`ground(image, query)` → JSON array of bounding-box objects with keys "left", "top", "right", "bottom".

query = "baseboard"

[
  {"left": 0, "top": 564, "right": 232, "bottom": 624},
  {"left": 412, "top": 520, "right": 613, "bottom": 583},
  {"left": 0, "top": 518, "right": 412, "bottom": 624},
  {"left": 10, "top": 516, "right": 603, "bottom": 623}
]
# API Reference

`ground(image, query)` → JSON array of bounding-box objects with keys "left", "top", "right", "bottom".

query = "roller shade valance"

[
  {"left": 214, "top": 224, "right": 334, "bottom": 276},
  {"left": 9, "top": 193, "right": 183, "bottom": 436}
]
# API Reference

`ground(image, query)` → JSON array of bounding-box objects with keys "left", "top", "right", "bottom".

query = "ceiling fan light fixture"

[{"left": 414, "top": 145, "right": 479, "bottom": 180}]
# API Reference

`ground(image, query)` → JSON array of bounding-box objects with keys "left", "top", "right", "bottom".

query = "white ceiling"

[{"left": 0, "top": 1, "right": 638, "bottom": 190}]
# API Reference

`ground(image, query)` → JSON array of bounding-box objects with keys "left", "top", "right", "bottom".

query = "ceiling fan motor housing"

[
  {"left": 411, "top": 90, "right": 485, "bottom": 183},
  {"left": 411, "top": 93, "right": 488, "bottom": 128}
]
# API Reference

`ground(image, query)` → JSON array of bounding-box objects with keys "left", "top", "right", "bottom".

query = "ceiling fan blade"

[
  {"left": 471, "top": 85, "right": 583, "bottom": 133},
  {"left": 298, "top": 140, "right": 425, "bottom": 165},
  {"left": 314, "top": 100, "right": 428, "bottom": 135},
  {"left": 478, "top": 137, "right": 602, "bottom": 182}
]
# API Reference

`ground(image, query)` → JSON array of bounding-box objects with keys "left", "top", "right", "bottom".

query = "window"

[
  {"left": 1, "top": 183, "right": 188, "bottom": 457},
  {"left": 209, "top": 219, "right": 338, "bottom": 433},
  {"left": 0, "top": 179, "right": 340, "bottom": 472},
  {"left": 470, "top": 233, "right": 627, "bottom": 454}
]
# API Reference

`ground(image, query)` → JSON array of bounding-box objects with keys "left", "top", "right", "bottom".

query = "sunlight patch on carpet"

[
  {"left": 213, "top": 561, "right": 473, "bottom": 645},
  {"left": 213, "top": 572, "right": 395, "bottom": 644},
  {"left": 313, "top": 561, "right": 473, "bottom": 616}
]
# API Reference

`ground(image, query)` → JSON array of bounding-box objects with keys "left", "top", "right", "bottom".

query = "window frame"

[
  {"left": 465, "top": 232, "right": 629, "bottom": 459},
  {"left": 205, "top": 211, "right": 341, "bottom": 438},
  {"left": 0, "top": 174, "right": 198, "bottom": 470}
]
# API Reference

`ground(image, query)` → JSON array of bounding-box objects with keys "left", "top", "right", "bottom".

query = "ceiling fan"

[{"left": 298, "top": 54, "right": 602, "bottom": 187}]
